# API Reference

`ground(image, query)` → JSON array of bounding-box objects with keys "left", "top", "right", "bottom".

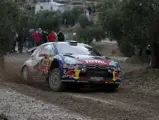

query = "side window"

[
  {"left": 31, "top": 47, "right": 41, "bottom": 57},
  {"left": 39, "top": 44, "right": 55, "bottom": 56}
]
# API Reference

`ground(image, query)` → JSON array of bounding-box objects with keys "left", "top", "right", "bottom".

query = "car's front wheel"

[
  {"left": 49, "top": 68, "right": 65, "bottom": 92},
  {"left": 21, "top": 66, "right": 32, "bottom": 84}
]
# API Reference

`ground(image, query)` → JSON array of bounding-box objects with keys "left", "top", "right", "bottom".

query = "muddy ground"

[{"left": 0, "top": 53, "right": 159, "bottom": 120}]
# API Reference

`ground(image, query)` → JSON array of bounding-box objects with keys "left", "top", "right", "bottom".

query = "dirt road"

[{"left": 0, "top": 54, "right": 159, "bottom": 120}]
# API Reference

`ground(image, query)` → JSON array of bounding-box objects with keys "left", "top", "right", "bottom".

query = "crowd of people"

[{"left": 12, "top": 28, "right": 65, "bottom": 53}]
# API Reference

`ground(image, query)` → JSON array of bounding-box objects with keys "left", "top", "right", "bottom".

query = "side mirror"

[{"left": 39, "top": 53, "right": 47, "bottom": 58}]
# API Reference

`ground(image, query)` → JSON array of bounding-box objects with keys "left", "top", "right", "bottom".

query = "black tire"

[
  {"left": 21, "top": 66, "right": 32, "bottom": 84},
  {"left": 49, "top": 68, "right": 65, "bottom": 92}
]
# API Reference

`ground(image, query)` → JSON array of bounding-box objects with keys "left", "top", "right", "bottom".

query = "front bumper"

[
  {"left": 62, "top": 64, "right": 121, "bottom": 84},
  {"left": 61, "top": 78, "right": 121, "bottom": 84}
]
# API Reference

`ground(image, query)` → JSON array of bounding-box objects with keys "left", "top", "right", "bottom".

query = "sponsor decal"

[
  {"left": 83, "top": 60, "right": 109, "bottom": 65},
  {"left": 69, "top": 65, "right": 74, "bottom": 69},
  {"left": 63, "top": 64, "right": 79, "bottom": 69},
  {"left": 112, "top": 71, "right": 120, "bottom": 81},
  {"left": 38, "top": 57, "right": 54, "bottom": 74},
  {"left": 63, "top": 69, "right": 81, "bottom": 80},
  {"left": 73, "top": 69, "right": 80, "bottom": 79},
  {"left": 63, "top": 64, "right": 68, "bottom": 68}
]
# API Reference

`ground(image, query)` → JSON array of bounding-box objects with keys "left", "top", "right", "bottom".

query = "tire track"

[
  {"left": 0, "top": 84, "right": 92, "bottom": 120},
  {"left": 1, "top": 82, "right": 155, "bottom": 120}
]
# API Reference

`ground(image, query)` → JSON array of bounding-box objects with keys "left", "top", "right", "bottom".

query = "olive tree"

[
  {"left": 0, "top": 0, "right": 31, "bottom": 70},
  {"left": 99, "top": 0, "right": 159, "bottom": 67}
]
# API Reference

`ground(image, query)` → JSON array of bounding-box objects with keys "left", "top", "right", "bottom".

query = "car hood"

[{"left": 61, "top": 54, "right": 118, "bottom": 67}]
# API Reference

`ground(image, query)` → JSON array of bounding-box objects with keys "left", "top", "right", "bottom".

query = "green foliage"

[
  {"left": 36, "top": 11, "right": 61, "bottom": 32},
  {"left": 78, "top": 14, "right": 91, "bottom": 28},
  {"left": 62, "top": 8, "right": 82, "bottom": 26},
  {"left": 0, "top": 0, "right": 31, "bottom": 53},
  {"left": 75, "top": 24, "right": 105, "bottom": 44},
  {"left": 99, "top": 0, "right": 159, "bottom": 57},
  {"left": 62, "top": 10, "right": 76, "bottom": 26},
  {"left": 119, "top": 36, "right": 135, "bottom": 57}
]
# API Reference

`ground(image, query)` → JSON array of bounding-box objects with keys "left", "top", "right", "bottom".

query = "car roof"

[{"left": 40, "top": 41, "right": 92, "bottom": 48}]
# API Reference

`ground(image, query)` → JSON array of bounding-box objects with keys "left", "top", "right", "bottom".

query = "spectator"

[
  {"left": 27, "top": 29, "right": 34, "bottom": 48},
  {"left": 32, "top": 29, "right": 42, "bottom": 46},
  {"left": 41, "top": 30, "right": 48, "bottom": 43},
  {"left": 12, "top": 33, "right": 18, "bottom": 52},
  {"left": 64, "top": 18, "right": 68, "bottom": 28},
  {"left": 146, "top": 45, "right": 152, "bottom": 66},
  {"left": 17, "top": 30, "right": 26, "bottom": 53},
  {"left": 48, "top": 31, "right": 56, "bottom": 42},
  {"left": 57, "top": 29, "right": 65, "bottom": 42}
]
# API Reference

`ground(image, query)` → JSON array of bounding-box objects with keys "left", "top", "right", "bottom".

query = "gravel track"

[{"left": 0, "top": 53, "right": 158, "bottom": 120}]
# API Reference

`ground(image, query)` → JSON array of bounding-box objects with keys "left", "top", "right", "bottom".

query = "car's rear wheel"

[
  {"left": 21, "top": 66, "right": 32, "bottom": 84},
  {"left": 49, "top": 68, "right": 65, "bottom": 92}
]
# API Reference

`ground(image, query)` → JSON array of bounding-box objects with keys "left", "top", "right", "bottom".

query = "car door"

[
  {"left": 36, "top": 44, "right": 56, "bottom": 76},
  {"left": 29, "top": 46, "right": 43, "bottom": 77}
]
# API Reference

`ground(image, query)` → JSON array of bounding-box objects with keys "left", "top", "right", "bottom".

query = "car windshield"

[{"left": 56, "top": 42, "right": 101, "bottom": 56}]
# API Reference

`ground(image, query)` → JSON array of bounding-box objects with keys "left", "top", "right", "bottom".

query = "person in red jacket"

[
  {"left": 32, "top": 30, "right": 42, "bottom": 46},
  {"left": 48, "top": 31, "right": 56, "bottom": 42}
]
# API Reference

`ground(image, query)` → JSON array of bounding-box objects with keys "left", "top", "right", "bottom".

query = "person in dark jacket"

[
  {"left": 41, "top": 31, "right": 48, "bottom": 43},
  {"left": 27, "top": 29, "right": 34, "bottom": 48},
  {"left": 146, "top": 45, "right": 152, "bottom": 66},
  {"left": 12, "top": 33, "right": 18, "bottom": 52},
  {"left": 17, "top": 30, "right": 26, "bottom": 53},
  {"left": 57, "top": 30, "right": 65, "bottom": 42}
]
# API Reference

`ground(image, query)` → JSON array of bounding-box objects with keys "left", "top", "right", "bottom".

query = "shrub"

[
  {"left": 36, "top": 11, "right": 61, "bottom": 32},
  {"left": 62, "top": 8, "right": 83, "bottom": 26},
  {"left": 78, "top": 14, "right": 91, "bottom": 28}
]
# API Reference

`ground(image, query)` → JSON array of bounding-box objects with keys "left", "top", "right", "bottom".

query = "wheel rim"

[
  {"left": 22, "top": 67, "right": 29, "bottom": 81},
  {"left": 50, "top": 73, "right": 60, "bottom": 87}
]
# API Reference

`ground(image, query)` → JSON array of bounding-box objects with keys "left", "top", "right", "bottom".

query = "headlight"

[
  {"left": 109, "top": 60, "right": 118, "bottom": 66},
  {"left": 64, "top": 57, "right": 82, "bottom": 64},
  {"left": 109, "top": 61, "right": 121, "bottom": 71}
]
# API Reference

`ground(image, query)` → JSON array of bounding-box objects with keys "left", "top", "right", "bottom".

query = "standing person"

[
  {"left": 146, "top": 45, "right": 152, "bottom": 66},
  {"left": 31, "top": 30, "right": 37, "bottom": 47},
  {"left": 27, "top": 29, "right": 34, "bottom": 48},
  {"left": 48, "top": 31, "right": 56, "bottom": 42},
  {"left": 64, "top": 18, "right": 68, "bottom": 28},
  {"left": 86, "top": 9, "right": 90, "bottom": 21},
  {"left": 41, "top": 30, "right": 48, "bottom": 44},
  {"left": 83, "top": 7, "right": 86, "bottom": 15},
  {"left": 17, "top": 30, "right": 25, "bottom": 53},
  {"left": 57, "top": 29, "right": 65, "bottom": 42},
  {"left": 87, "top": 6, "right": 92, "bottom": 15},
  {"left": 11, "top": 33, "right": 18, "bottom": 52},
  {"left": 32, "top": 29, "right": 42, "bottom": 46}
]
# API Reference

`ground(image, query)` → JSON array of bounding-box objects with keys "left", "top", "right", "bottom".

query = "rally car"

[{"left": 21, "top": 41, "right": 121, "bottom": 92}]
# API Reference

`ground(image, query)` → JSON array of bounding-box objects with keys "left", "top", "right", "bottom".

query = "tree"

[
  {"left": 36, "top": 11, "right": 61, "bottom": 32},
  {"left": 62, "top": 8, "right": 82, "bottom": 26},
  {"left": 0, "top": 0, "right": 31, "bottom": 70},
  {"left": 99, "top": 0, "right": 159, "bottom": 67},
  {"left": 78, "top": 14, "right": 91, "bottom": 28}
]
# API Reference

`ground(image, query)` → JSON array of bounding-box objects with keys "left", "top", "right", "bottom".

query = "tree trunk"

[
  {"left": 139, "top": 48, "right": 143, "bottom": 56},
  {"left": 151, "top": 42, "right": 159, "bottom": 68},
  {"left": 0, "top": 53, "right": 5, "bottom": 71}
]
